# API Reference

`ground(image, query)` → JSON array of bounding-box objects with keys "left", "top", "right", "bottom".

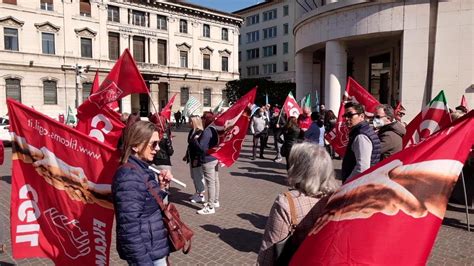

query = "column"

[
  {"left": 122, "top": 95, "right": 132, "bottom": 114},
  {"left": 295, "top": 52, "right": 313, "bottom": 100},
  {"left": 325, "top": 40, "right": 347, "bottom": 115},
  {"left": 149, "top": 81, "right": 160, "bottom": 110},
  {"left": 144, "top": 37, "right": 149, "bottom": 63}
]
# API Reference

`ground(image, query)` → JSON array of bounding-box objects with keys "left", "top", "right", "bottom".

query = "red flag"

[
  {"left": 403, "top": 90, "right": 451, "bottom": 148},
  {"left": 89, "top": 70, "right": 100, "bottom": 95},
  {"left": 291, "top": 111, "right": 474, "bottom": 265},
  {"left": 160, "top": 93, "right": 177, "bottom": 121},
  {"left": 282, "top": 92, "right": 302, "bottom": 118},
  {"left": 461, "top": 95, "right": 468, "bottom": 109},
  {"left": 209, "top": 87, "right": 257, "bottom": 167},
  {"left": 7, "top": 99, "right": 119, "bottom": 265},
  {"left": 325, "top": 77, "right": 381, "bottom": 156},
  {"left": 78, "top": 49, "right": 148, "bottom": 118},
  {"left": 75, "top": 106, "right": 125, "bottom": 148}
]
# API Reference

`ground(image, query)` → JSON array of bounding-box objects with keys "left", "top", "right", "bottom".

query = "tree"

[{"left": 225, "top": 78, "right": 296, "bottom": 107}]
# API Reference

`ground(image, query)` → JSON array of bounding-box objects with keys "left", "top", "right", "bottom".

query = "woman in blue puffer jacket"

[{"left": 113, "top": 121, "right": 173, "bottom": 266}]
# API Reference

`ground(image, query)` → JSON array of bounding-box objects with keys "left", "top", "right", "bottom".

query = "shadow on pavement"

[
  {"left": 201, "top": 224, "right": 262, "bottom": 253},
  {"left": 169, "top": 187, "right": 201, "bottom": 210},
  {"left": 238, "top": 167, "right": 283, "bottom": 176},
  {"left": 247, "top": 160, "right": 286, "bottom": 170},
  {"left": 237, "top": 213, "right": 267, "bottom": 230},
  {"left": 0, "top": 176, "right": 11, "bottom": 184},
  {"left": 442, "top": 217, "right": 473, "bottom": 231},
  {"left": 229, "top": 171, "right": 287, "bottom": 186}
]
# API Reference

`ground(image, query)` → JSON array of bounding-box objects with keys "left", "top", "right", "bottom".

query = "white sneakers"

[
  {"left": 214, "top": 201, "right": 220, "bottom": 208},
  {"left": 197, "top": 204, "right": 215, "bottom": 215},
  {"left": 190, "top": 194, "right": 205, "bottom": 203}
]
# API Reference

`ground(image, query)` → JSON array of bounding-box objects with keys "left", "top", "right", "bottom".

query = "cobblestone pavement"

[{"left": 1, "top": 130, "right": 473, "bottom": 265}]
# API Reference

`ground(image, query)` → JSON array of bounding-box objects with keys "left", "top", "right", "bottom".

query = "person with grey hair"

[
  {"left": 257, "top": 142, "right": 339, "bottom": 265},
  {"left": 373, "top": 104, "right": 406, "bottom": 160}
]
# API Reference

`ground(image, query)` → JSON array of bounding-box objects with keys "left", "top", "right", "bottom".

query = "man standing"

[
  {"left": 250, "top": 108, "right": 269, "bottom": 160},
  {"left": 270, "top": 108, "right": 285, "bottom": 162},
  {"left": 373, "top": 104, "right": 406, "bottom": 160},
  {"left": 174, "top": 110, "right": 182, "bottom": 128},
  {"left": 341, "top": 102, "right": 381, "bottom": 183}
]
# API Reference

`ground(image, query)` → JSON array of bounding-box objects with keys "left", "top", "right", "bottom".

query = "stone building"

[{"left": 0, "top": 0, "right": 242, "bottom": 118}]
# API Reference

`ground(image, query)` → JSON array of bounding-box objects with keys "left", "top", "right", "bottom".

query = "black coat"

[
  {"left": 152, "top": 137, "right": 174, "bottom": 166},
  {"left": 281, "top": 125, "right": 301, "bottom": 157}
]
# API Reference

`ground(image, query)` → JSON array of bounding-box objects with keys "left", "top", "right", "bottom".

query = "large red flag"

[
  {"left": 325, "top": 77, "right": 381, "bottom": 156},
  {"left": 89, "top": 71, "right": 119, "bottom": 111},
  {"left": 209, "top": 87, "right": 257, "bottom": 167},
  {"left": 160, "top": 93, "right": 177, "bottom": 121},
  {"left": 291, "top": 110, "right": 474, "bottom": 265},
  {"left": 403, "top": 90, "right": 451, "bottom": 148},
  {"left": 78, "top": 49, "right": 148, "bottom": 118},
  {"left": 7, "top": 99, "right": 119, "bottom": 265},
  {"left": 282, "top": 92, "right": 302, "bottom": 118}
]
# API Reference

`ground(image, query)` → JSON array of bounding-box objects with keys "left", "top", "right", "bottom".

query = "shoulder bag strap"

[{"left": 284, "top": 191, "right": 297, "bottom": 232}]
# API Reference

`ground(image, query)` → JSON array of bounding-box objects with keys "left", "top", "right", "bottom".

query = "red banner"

[
  {"left": 282, "top": 92, "right": 302, "bottom": 118},
  {"left": 292, "top": 111, "right": 474, "bottom": 265},
  {"left": 325, "top": 77, "right": 381, "bottom": 156},
  {"left": 7, "top": 99, "right": 119, "bottom": 265},
  {"left": 209, "top": 88, "right": 257, "bottom": 167},
  {"left": 76, "top": 106, "right": 125, "bottom": 148},
  {"left": 160, "top": 93, "right": 177, "bottom": 121}
]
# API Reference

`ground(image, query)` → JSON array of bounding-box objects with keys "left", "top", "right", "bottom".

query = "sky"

[{"left": 185, "top": 0, "right": 264, "bottom": 13}]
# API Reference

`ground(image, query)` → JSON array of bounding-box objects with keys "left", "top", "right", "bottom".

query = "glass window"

[
  {"left": 180, "top": 51, "right": 188, "bottom": 68},
  {"left": 246, "top": 30, "right": 259, "bottom": 43},
  {"left": 107, "top": 5, "right": 120, "bottom": 22},
  {"left": 158, "top": 39, "right": 167, "bottom": 65},
  {"left": 82, "top": 82, "right": 92, "bottom": 102},
  {"left": 42, "top": 32, "right": 55, "bottom": 54},
  {"left": 283, "top": 61, "right": 288, "bottom": 72},
  {"left": 263, "top": 45, "right": 277, "bottom": 57},
  {"left": 222, "top": 56, "right": 228, "bottom": 72},
  {"left": 246, "top": 14, "right": 259, "bottom": 26},
  {"left": 246, "top": 48, "right": 259, "bottom": 60},
  {"left": 108, "top": 32, "right": 120, "bottom": 60},
  {"left": 6, "top": 78, "right": 21, "bottom": 101},
  {"left": 263, "top": 63, "right": 277, "bottom": 74},
  {"left": 81, "top": 37, "right": 92, "bottom": 58},
  {"left": 283, "top": 5, "right": 289, "bottom": 16},
  {"left": 179, "top": 19, "right": 188, "bottom": 34},
  {"left": 284, "top": 23, "right": 289, "bottom": 35},
  {"left": 247, "top": 66, "right": 259, "bottom": 76},
  {"left": 222, "top": 89, "right": 229, "bottom": 107},
  {"left": 283, "top": 42, "right": 289, "bottom": 54},
  {"left": 43, "top": 80, "right": 57, "bottom": 105},
  {"left": 133, "top": 36, "right": 145, "bottom": 62},
  {"left": 40, "top": 0, "right": 53, "bottom": 11},
  {"left": 203, "top": 54, "right": 210, "bottom": 70},
  {"left": 132, "top": 10, "right": 146, "bottom": 27},
  {"left": 221, "top": 28, "right": 228, "bottom": 41},
  {"left": 157, "top": 15, "right": 167, "bottom": 30},
  {"left": 180, "top": 87, "right": 189, "bottom": 106},
  {"left": 203, "top": 88, "right": 211, "bottom": 107},
  {"left": 263, "top": 26, "right": 277, "bottom": 39},
  {"left": 4, "top": 28, "right": 18, "bottom": 51},
  {"left": 203, "top": 24, "right": 210, "bottom": 38},
  {"left": 263, "top": 9, "right": 277, "bottom": 21},
  {"left": 80, "top": 0, "right": 91, "bottom": 17}
]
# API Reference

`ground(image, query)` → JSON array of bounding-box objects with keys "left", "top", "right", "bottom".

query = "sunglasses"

[
  {"left": 343, "top": 112, "right": 361, "bottom": 118},
  {"left": 147, "top": 140, "right": 159, "bottom": 150}
]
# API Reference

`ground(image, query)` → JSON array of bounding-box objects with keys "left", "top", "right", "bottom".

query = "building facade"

[
  {"left": 234, "top": 0, "right": 296, "bottom": 82},
  {"left": 0, "top": 0, "right": 242, "bottom": 118},
  {"left": 294, "top": 0, "right": 473, "bottom": 120}
]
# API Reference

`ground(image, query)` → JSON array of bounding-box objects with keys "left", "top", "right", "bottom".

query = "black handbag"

[{"left": 273, "top": 192, "right": 299, "bottom": 265}]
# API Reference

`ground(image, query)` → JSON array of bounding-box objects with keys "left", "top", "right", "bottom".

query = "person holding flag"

[{"left": 297, "top": 95, "right": 312, "bottom": 132}]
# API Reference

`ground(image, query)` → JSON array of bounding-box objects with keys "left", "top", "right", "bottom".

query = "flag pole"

[
  {"left": 147, "top": 91, "right": 166, "bottom": 133},
  {"left": 460, "top": 170, "right": 471, "bottom": 232}
]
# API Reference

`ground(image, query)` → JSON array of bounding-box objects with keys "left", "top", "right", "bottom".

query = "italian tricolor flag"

[{"left": 402, "top": 90, "right": 452, "bottom": 148}]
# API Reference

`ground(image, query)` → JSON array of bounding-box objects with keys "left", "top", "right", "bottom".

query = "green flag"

[
  {"left": 183, "top": 96, "right": 201, "bottom": 117},
  {"left": 302, "top": 93, "right": 311, "bottom": 108},
  {"left": 213, "top": 99, "right": 224, "bottom": 114},
  {"left": 66, "top": 106, "right": 76, "bottom": 125}
]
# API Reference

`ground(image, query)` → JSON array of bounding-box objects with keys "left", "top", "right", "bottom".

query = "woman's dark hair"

[
  {"left": 120, "top": 121, "right": 157, "bottom": 164},
  {"left": 324, "top": 110, "right": 336, "bottom": 121}
]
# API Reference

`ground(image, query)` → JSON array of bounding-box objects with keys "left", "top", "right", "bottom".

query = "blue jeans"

[{"left": 153, "top": 257, "right": 167, "bottom": 266}]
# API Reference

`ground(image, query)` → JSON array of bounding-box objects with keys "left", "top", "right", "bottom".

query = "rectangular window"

[
  {"left": 80, "top": 0, "right": 91, "bottom": 17},
  {"left": 247, "top": 66, "right": 259, "bottom": 76},
  {"left": 283, "top": 5, "right": 289, "bottom": 16},
  {"left": 5, "top": 78, "right": 21, "bottom": 102},
  {"left": 180, "top": 51, "right": 188, "bottom": 68},
  {"left": 40, "top": 0, "right": 53, "bottom": 11},
  {"left": 284, "top": 23, "right": 289, "bottom": 35},
  {"left": 180, "top": 87, "right": 189, "bottom": 106},
  {"left": 246, "top": 14, "right": 259, "bottom": 26},
  {"left": 43, "top": 80, "right": 57, "bottom": 105},
  {"left": 221, "top": 56, "right": 228, "bottom": 72},
  {"left": 133, "top": 36, "right": 145, "bottom": 62},
  {"left": 203, "top": 88, "right": 211, "bottom": 107},
  {"left": 132, "top": 10, "right": 146, "bottom": 27},
  {"left": 246, "top": 48, "right": 259, "bottom": 60},
  {"left": 158, "top": 39, "right": 167, "bottom": 65},
  {"left": 107, "top": 5, "right": 120, "bottom": 22},
  {"left": 222, "top": 89, "right": 229, "bottom": 107},
  {"left": 263, "top": 26, "right": 277, "bottom": 39},
  {"left": 283, "top": 61, "right": 288, "bottom": 72},
  {"left": 263, "top": 63, "right": 277, "bottom": 74},
  {"left": 4, "top": 28, "right": 18, "bottom": 51},
  {"left": 82, "top": 82, "right": 92, "bottom": 102},
  {"left": 263, "top": 45, "right": 277, "bottom": 57},
  {"left": 179, "top": 19, "right": 188, "bottom": 33},
  {"left": 283, "top": 42, "right": 289, "bottom": 54},
  {"left": 108, "top": 32, "right": 120, "bottom": 60},
  {"left": 81, "top": 37, "right": 92, "bottom": 58},
  {"left": 203, "top": 54, "right": 210, "bottom": 70},
  {"left": 157, "top": 15, "right": 167, "bottom": 30},
  {"left": 246, "top": 30, "right": 259, "bottom": 43},
  {"left": 203, "top": 24, "right": 210, "bottom": 38},
  {"left": 42, "top": 32, "right": 55, "bottom": 54},
  {"left": 263, "top": 9, "right": 277, "bottom": 21},
  {"left": 221, "top": 28, "right": 228, "bottom": 41}
]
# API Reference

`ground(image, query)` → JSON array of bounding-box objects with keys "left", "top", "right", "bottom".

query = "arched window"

[
  {"left": 43, "top": 80, "right": 57, "bottom": 104},
  {"left": 180, "top": 87, "right": 189, "bottom": 106},
  {"left": 5, "top": 78, "right": 21, "bottom": 102}
]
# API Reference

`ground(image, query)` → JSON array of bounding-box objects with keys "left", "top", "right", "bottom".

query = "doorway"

[{"left": 369, "top": 52, "right": 391, "bottom": 104}]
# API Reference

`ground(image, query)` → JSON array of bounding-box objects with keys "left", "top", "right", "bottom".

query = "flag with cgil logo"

[{"left": 283, "top": 92, "right": 302, "bottom": 118}]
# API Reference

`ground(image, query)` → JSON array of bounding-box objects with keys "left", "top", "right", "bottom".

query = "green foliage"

[{"left": 225, "top": 78, "right": 296, "bottom": 106}]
